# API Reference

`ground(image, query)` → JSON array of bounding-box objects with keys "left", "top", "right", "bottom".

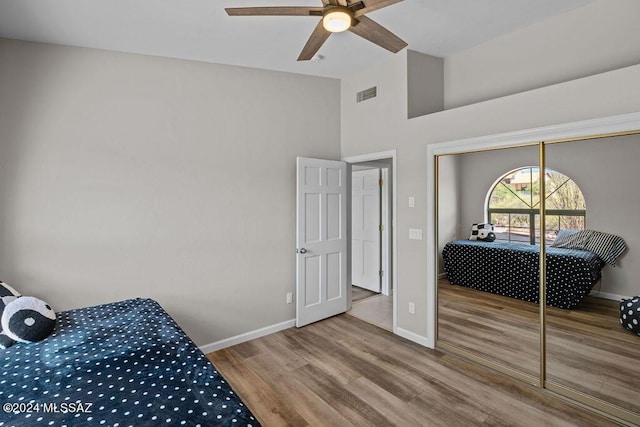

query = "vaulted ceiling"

[{"left": 0, "top": 0, "right": 593, "bottom": 78}]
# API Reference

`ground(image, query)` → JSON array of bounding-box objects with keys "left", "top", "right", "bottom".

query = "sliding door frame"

[{"left": 427, "top": 112, "right": 640, "bottom": 425}]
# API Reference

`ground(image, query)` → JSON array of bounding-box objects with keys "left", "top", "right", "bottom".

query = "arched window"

[{"left": 487, "top": 167, "right": 586, "bottom": 245}]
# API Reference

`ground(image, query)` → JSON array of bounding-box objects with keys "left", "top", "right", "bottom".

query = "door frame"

[
  {"left": 350, "top": 167, "right": 383, "bottom": 293},
  {"left": 351, "top": 165, "right": 391, "bottom": 296},
  {"left": 343, "top": 150, "right": 397, "bottom": 334},
  {"left": 381, "top": 167, "right": 391, "bottom": 296}
]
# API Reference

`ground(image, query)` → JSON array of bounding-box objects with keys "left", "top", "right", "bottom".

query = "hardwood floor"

[
  {"left": 547, "top": 294, "right": 640, "bottom": 414},
  {"left": 208, "top": 314, "right": 614, "bottom": 426},
  {"left": 438, "top": 279, "right": 540, "bottom": 376},
  {"left": 438, "top": 278, "right": 640, "bottom": 415}
]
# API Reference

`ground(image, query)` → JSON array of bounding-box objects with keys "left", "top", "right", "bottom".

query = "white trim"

[
  {"left": 349, "top": 161, "right": 390, "bottom": 296},
  {"left": 343, "top": 149, "right": 398, "bottom": 334},
  {"left": 426, "top": 145, "right": 438, "bottom": 349},
  {"left": 590, "top": 291, "right": 628, "bottom": 301},
  {"left": 396, "top": 327, "right": 433, "bottom": 348},
  {"left": 427, "top": 111, "right": 640, "bottom": 346},
  {"left": 431, "top": 112, "right": 640, "bottom": 156},
  {"left": 199, "top": 319, "right": 295, "bottom": 354},
  {"left": 350, "top": 167, "right": 385, "bottom": 294},
  {"left": 343, "top": 150, "right": 397, "bottom": 164},
  {"left": 381, "top": 167, "right": 391, "bottom": 296}
]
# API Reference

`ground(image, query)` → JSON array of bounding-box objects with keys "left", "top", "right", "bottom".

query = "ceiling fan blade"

[
  {"left": 353, "top": 0, "right": 403, "bottom": 17},
  {"left": 225, "top": 7, "right": 323, "bottom": 17},
  {"left": 298, "top": 20, "right": 332, "bottom": 61},
  {"left": 349, "top": 15, "right": 407, "bottom": 53}
]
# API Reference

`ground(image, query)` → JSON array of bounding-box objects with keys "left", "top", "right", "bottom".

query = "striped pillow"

[
  {"left": 581, "top": 231, "right": 627, "bottom": 266},
  {"left": 552, "top": 229, "right": 627, "bottom": 266},
  {"left": 551, "top": 230, "right": 592, "bottom": 249}
]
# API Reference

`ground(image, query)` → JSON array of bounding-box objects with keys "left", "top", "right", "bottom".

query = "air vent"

[{"left": 356, "top": 86, "right": 377, "bottom": 103}]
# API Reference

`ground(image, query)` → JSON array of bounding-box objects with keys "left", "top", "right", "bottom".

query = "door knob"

[{"left": 297, "top": 248, "right": 308, "bottom": 254}]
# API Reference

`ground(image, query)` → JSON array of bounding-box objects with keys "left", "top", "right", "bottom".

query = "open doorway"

[{"left": 344, "top": 153, "right": 395, "bottom": 332}]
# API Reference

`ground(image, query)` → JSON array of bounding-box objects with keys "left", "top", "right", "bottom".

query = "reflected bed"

[{"left": 442, "top": 240, "right": 604, "bottom": 309}]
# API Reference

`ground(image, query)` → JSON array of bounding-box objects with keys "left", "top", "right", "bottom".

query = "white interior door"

[
  {"left": 351, "top": 169, "right": 381, "bottom": 292},
  {"left": 296, "top": 157, "right": 347, "bottom": 327}
]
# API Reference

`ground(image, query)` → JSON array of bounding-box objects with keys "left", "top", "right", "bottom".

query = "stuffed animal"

[
  {"left": 0, "top": 281, "right": 21, "bottom": 349},
  {"left": 478, "top": 229, "right": 497, "bottom": 242},
  {"left": 0, "top": 281, "right": 20, "bottom": 306},
  {"left": 0, "top": 281, "right": 56, "bottom": 349},
  {"left": 470, "top": 223, "right": 496, "bottom": 242}
]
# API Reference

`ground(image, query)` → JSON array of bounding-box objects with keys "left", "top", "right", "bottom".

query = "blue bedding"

[
  {"left": 442, "top": 240, "right": 604, "bottom": 309},
  {"left": 0, "top": 298, "right": 259, "bottom": 426}
]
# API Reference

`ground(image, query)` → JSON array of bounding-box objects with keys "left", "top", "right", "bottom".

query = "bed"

[
  {"left": 442, "top": 240, "right": 605, "bottom": 309},
  {"left": 0, "top": 298, "right": 259, "bottom": 426}
]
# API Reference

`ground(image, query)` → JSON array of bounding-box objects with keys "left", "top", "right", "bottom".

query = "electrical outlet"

[
  {"left": 286, "top": 292, "right": 293, "bottom": 304},
  {"left": 409, "top": 302, "right": 415, "bottom": 314},
  {"left": 408, "top": 196, "right": 415, "bottom": 208}
]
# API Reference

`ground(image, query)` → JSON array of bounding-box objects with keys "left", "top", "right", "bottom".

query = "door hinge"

[
  {"left": 379, "top": 224, "right": 384, "bottom": 232},
  {"left": 379, "top": 178, "right": 384, "bottom": 186},
  {"left": 379, "top": 270, "right": 383, "bottom": 277}
]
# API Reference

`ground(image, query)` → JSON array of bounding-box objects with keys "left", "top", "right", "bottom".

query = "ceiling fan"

[{"left": 225, "top": 0, "right": 407, "bottom": 61}]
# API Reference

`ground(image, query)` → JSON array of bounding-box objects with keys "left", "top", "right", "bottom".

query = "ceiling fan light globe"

[{"left": 322, "top": 9, "right": 351, "bottom": 33}]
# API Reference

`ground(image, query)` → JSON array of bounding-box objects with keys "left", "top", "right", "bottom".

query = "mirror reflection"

[
  {"left": 545, "top": 134, "right": 640, "bottom": 415},
  {"left": 437, "top": 145, "right": 541, "bottom": 378}
]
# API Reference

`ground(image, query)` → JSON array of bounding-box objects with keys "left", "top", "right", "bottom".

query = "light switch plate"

[{"left": 409, "top": 228, "right": 423, "bottom": 240}]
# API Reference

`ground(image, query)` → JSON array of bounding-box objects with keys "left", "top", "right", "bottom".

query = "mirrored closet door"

[
  {"left": 436, "top": 144, "right": 541, "bottom": 382},
  {"left": 545, "top": 134, "right": 640, "bottom": 421},
  {"left": 435, "top": 130, "right": 640, "bottom": 425}
]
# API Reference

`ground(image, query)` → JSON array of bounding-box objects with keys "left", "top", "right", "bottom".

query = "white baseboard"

[
  {"left": 590, "top": 290, "right": 628, "bottom": 301},
  {"left": 396, "top": 327, "right": 434, "bottom": 349},
  {"left": 199, "top": 318, "right": 295, "bottom": 354}
]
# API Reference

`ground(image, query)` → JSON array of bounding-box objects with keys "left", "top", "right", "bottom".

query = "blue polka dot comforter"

[
  {"left": 0, "top": 298, "right": 259, "bottom": 427},
  {"left": 442, "top": 240, "right": 605, "bottom": 309}
]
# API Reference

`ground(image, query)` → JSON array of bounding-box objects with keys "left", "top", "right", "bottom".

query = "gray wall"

[
  {"left": 457, "top": 138, "right": 640, "bottom": 297},
  {"left": 444, "top": 0, "right": 640, "bottom": 109},
  {"left": 0, "top": 38, "right": 341, "bottom": 346},
  {"left": 407, "top": 50, "right": 444, "bottom": 119},
  {"left": 436, "top": 155, "right": 460, "bottom": 272},
  {"left": 2, "top": 1, "right": 640, "bottom": 350},
  {"left": 341, "top": 50, "right": 640, "bottom": 340}
]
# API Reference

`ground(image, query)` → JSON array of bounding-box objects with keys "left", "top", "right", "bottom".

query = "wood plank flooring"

[
  {"left": 438, "top": 279, "right": 541, "bottom": 376},
  {"left": 438, "top": 278, "right": 640, "bottom": 415},
  {"left": 208, "top": 314, "right": 615, "bottom": 426}
]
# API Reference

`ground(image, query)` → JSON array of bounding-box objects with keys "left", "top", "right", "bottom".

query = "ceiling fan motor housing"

[{"left": 323, "top": 6, "right": 354, "bottom": 33}]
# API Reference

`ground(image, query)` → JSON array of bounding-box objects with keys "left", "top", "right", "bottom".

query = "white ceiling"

[{"left": 0, "top": 0, "right": 594, "bottom": 78}]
